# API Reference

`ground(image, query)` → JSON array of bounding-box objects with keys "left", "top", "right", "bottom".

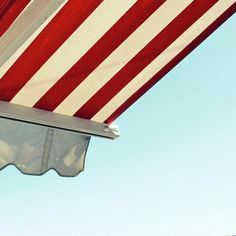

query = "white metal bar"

[{"left": 0, "top": 101, "right": 120, "bottom": 139}]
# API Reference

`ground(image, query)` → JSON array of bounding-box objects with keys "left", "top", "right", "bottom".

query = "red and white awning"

[{"left": 0, "top": 0, "right": 235, "bottom": 124}]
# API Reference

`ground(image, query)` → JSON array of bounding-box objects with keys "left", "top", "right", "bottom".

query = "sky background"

[{"left": 0, "top": 14, "right": 235, "bottom": 236}]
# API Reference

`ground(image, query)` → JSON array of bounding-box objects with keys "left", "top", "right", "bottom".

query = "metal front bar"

[{"left": 0, "top": 101, "right": 120, "bottom": 139}]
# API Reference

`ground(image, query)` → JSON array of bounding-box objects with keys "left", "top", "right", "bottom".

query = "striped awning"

[{"left": 0, "top": 0, "right": 235, "bottom": 124}]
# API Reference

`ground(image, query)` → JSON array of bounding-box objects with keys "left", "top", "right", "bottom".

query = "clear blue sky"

[{"left": 0, "top": 15, "right": 235, "bottom": 236}]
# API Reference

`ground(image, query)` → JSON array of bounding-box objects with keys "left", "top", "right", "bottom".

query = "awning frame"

[{"left": 0, "top": 100, "right": 120, "bottom": 140}]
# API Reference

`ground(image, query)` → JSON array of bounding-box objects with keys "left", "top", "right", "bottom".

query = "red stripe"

[
  {"left": 74, "top": 0, "right": 218, "bottom": 119},
  {"left": 0, "top": 0, "right": 30, "bottom": 37},
  {"left": 0, "top": 0, "right": 103, "bottom": 102},
  {"left": 34, "top": 1, "right": 166, "bottom": 111},
  {"left": 105, "top": 3, "right": 236, "bottom": 124},
  {"left": 0, "top": 0, "right": 14, "bottom": 18}
]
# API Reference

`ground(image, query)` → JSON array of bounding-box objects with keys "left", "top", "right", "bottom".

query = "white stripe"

[
  {"left": 16, "top": 1, "right": 32, "bottom": 18},
  {"left": 92, "top": 0, "right": 234, "bottom": 122},
  {"left": 0, "top": 0, "right": 68, "bottom": 78},
  {"left": 54, "top": 0, "right": 192, "bottom": 115},
  {"left": 11, "top": 0, "right": 136, "bottom": 106}
]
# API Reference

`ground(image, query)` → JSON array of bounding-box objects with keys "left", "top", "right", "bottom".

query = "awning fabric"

[
  {"left": 0, "top": 116, "right": 90, "bottom": 176},
  {"left": 0, "top": 0, "right": 235, "bottom": 124}
]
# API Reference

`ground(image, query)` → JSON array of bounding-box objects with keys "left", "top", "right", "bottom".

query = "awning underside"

[{"left": 0, "top": 0, "right": 234, "bottom": 124}]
